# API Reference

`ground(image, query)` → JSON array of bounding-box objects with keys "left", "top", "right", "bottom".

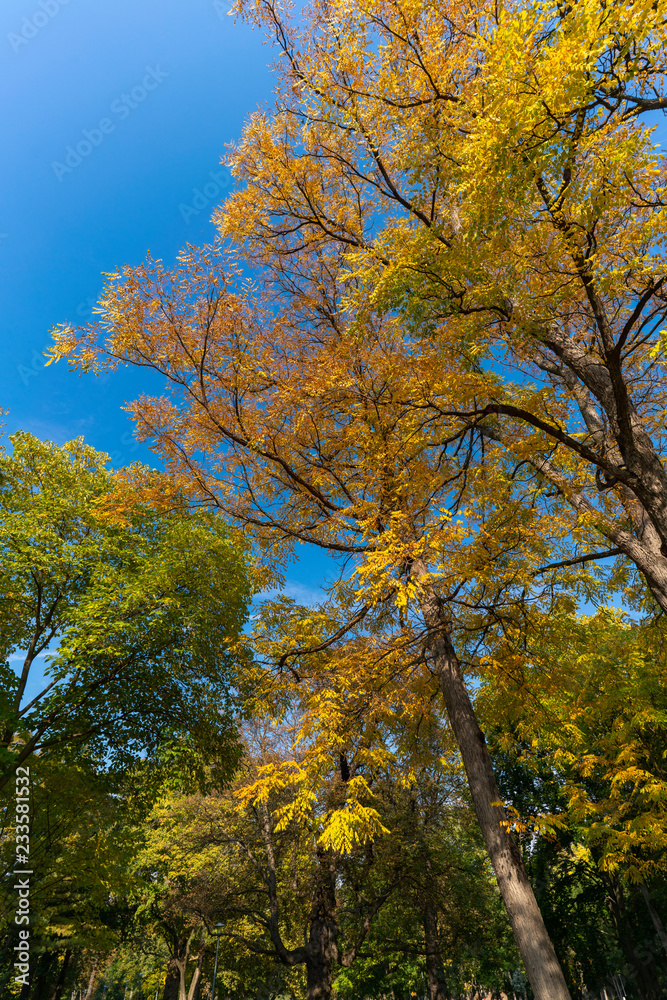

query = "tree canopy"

[
  {"left": 0, "top": 430, "right": 252, "bottom": 786},
  {"left": 42, "top": 0, "right": 667, "bottom": 997}
]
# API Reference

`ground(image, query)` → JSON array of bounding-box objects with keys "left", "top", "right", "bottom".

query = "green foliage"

[
  {"left": 0, "top": 752, "right": 144, "bottom": 997},
  {"left": 333, "top": 764, "right": 520, "bottom": 999},
  {"left": 0, "top": 431, "right": 252, "bottom": 786}
]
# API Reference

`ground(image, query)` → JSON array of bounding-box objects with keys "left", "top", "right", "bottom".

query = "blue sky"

[
  {"left": 1, "top": 0, "right": 268, "bottom": 457},
  {"left": 5, "top": 0, "right": 658, "bottom": 659},
  {"left": 0, "top": 0, "right": 338, "bottom": 607}
]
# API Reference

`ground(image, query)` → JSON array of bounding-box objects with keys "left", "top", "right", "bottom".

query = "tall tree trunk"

[
  {"left": 423, "top": 900, "right": 450, "bottom": 1000},
  {"left": 639, "top": 881, "right": 667, "bottom": 957},
  {"left": 305, "top": 849, "right": 338, "bottom": 1000},
  {"left": 605, "top": 874, "right": 660, "bottom": 1000},
  {"left": 162, "top": 964, "right": 180, "bottom": 1000},
  {"left": 305, "top": 954, "right": 334, "bottom": 1000},
  {"left": 187, "top": 940, "right": 206, "bottom": 1000},
  {"left": 51, "top": 948, "right": 72, "bottom": 1000},
  {"left": 415, "top": 567, "right": 572, "bottom": 1000},
  {"left": 83, "top": 957, "right": 99, "bottom": 1000}
]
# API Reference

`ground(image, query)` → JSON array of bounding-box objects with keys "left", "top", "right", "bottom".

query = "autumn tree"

[
  {"left": 335, "top": 751, "right": 520, "bottom": 1000},
  {"left": 48, "top": 3, "right": 667, "bottom": 996},
  {"left": 212, "top": 0, "right": 667, "bottom": 612},
  {"left": 118, "top": 630, "right": 520, "bottom": 1000},
  {"left": 479, "top": 606, "right": 667, "bottom": 997},
  {"left": 249, "top": 605, "right": 522, "bottom": 997},
  {"left": 119, "top": 584, "right": 481, "bottom": 1000},
  {"left": 50, "top": 242, "right": 594, "bottom": 999},
  {"left": 128, "top": 727, "right": 393, "bottom": 1000},
  {"left": 215, "top": 0, "right": 667, "bottom": 986}
]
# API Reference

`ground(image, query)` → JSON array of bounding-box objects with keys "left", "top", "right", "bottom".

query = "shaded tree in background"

[{"left": 0, "top": 430, "right": 251, "bottom": 787}]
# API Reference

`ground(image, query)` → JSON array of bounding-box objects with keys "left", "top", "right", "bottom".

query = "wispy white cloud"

[
  {"left": 8, "top": 651, "right": 50, "bottom": 664},
  {"left": 255, "top": 580, "right": 328, "bottom": 608}
]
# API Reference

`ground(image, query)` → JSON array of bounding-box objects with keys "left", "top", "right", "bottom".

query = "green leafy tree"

[
  {"left": 0, "top": 752, "right": 144, "bottom": 999},
  {"left": 0, "top": 431, "right": 252, "bottom": 787}
]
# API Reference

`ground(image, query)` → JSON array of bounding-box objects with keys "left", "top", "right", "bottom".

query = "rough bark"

[
  {"left": 415, "top": 563, "right": 572, "bottom": 1000},
  {"left": 605, "top": 874, "right": 660, "bottom": 1000},
  {"left": 162, "top": 964, "right": 181, "bottom": 1000},
  {"left": 305, "top": 954, "right": 334, "bottom": 1000},
  {"left": 639, "top": 881, "right": 667, "bottom": 958},
  {"left": 423, "top": 900, "right": 450, "bottom": 1000},
  {"left": 304, "top": 850, "right": 339, "bottom": 1000},
  {"left": 83, "top": 956, "right": 99, "bottom": 1000},
  {"left": 51, "top": 948, "right": 72, "bottom": 1000}
]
